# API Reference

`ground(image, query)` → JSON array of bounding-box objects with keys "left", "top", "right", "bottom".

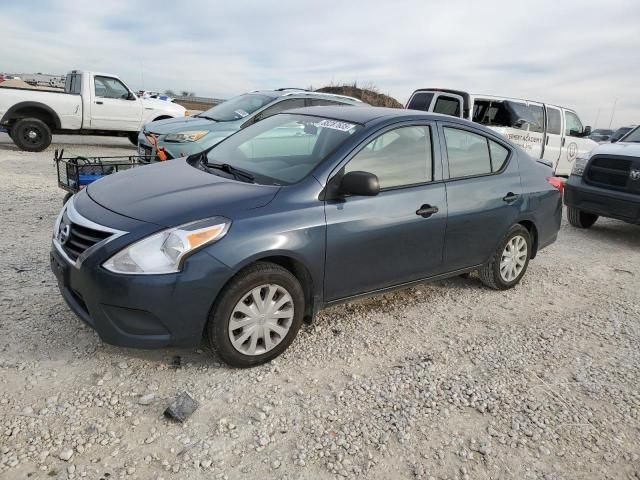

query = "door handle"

[
  {"left": 561, "top": 138, "right": 566, "bottom": 147},
  {"left": 95, "top": 101, "right": 103, "bottom": 105},
  {"left": 503, "top": 192, "right": 519, "bottom": 203},
  {"left": 416, "top": 204, "right": 439, "bottom": 218}
]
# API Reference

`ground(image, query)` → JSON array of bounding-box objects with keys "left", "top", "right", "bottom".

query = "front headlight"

[
  {"left": 103, "top": 217, "right": 230, "bottom": 274},
  {"left": 571, "top": 155, "right": 589, "bottom": 176},
  {"left": 165, "top": 130, "right": 209, "bottom": 143}
]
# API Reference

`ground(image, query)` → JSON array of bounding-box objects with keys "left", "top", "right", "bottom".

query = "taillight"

[{"left": 547, "top": 177, "right": 564, "bottom": 193}]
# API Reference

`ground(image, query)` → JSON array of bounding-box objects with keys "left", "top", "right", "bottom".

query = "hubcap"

[
  {"left": 22, "top": 127, "right": 41, "bottom": 145},
  {"left": 228, "top": 284, "right": 294, "bottom": 356},
  {"left": 499, "top": 235, "right": 527, "bottom": 282}
]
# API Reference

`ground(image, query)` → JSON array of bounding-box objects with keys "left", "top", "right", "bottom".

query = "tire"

[
  {"left": 128, "top": 132, "right": 139, "bottom": 146},
  {"left": 567, "top": 206, "right": 598, "bottom": 229},
  {"left": 12, "top": 118, "right": 52, "bottom": 152},
  {"left": 207, "top": 262, "right": 305, "bottom": 368},
  {"left": 479, "top": 224, "right": 532, "bottom": 290}
]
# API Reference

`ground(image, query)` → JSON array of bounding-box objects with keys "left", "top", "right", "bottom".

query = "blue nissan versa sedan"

[{"left": 50, "top": 107, "right": 562, "bottom": 367}]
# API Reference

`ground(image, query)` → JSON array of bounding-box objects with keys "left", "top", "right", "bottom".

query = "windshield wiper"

[
  {"left": 194, "top": 114, "right": 219, "bottom": 122},
  {"left": 205, "top": 162, "right": 255, "bottom": 183}
]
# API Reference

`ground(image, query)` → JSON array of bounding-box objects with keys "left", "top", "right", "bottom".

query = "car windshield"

[
  {"left": 204, "top": 113, "right": 361, "bottom": 185},
  {"left": 620, "top": 126, "right": 640, "bottom": 142},
  {"left": 612, "top": 127, "right": 632, "bottom": 141},
  {"left": 198, "top": 93, "right": 273, "bottom": 122}
]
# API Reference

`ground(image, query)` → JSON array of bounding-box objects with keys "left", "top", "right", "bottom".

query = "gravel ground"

[{"left": 1, "top": 133, "right": 639, "bottom": 480}]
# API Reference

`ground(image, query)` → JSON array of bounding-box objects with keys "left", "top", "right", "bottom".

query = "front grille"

[
  {"left": 58, "top": 212, "right": 112, "bottom": 262},
  {"left": 585, "top": 155, "right": 633, "bottom": 191}
]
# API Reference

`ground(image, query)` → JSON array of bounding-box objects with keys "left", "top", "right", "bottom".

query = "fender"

[{"left": 1, "top": 101, "right": 62, "bottom": 129}]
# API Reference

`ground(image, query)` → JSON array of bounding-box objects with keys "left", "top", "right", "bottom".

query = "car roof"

[
  {"left": 282, "top": 105, "right": 485, "bottom": 126},
  {"left": 281, "top": 106, "right": 428, "bottom": 124},
  {"left": 247, "top": 89, "right": 363, "bottom": 105}
]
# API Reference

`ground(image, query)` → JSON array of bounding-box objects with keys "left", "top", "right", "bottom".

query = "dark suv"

[
  {"left": 51, "top": 107, "right": 562, "bottom": 367},
  {"left": 565, "top": 125, "right": 640, "bottom": 227}
]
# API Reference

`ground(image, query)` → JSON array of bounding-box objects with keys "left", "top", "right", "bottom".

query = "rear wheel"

[
  {"left": 479, "top": 224, "right": 531, "bottom": 290},
  {"left": 207, "top": 262, "right": 305, "bottom": 368},
  {"left": 12, "top": 118, "right": 52, "bottom": 152},
  {"left": 567, "top": 206, "right": 598, "bottom": 229}
]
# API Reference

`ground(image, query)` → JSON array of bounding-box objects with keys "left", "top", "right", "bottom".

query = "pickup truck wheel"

[
  {"left": 12, "top": 118, "right": 52, "bottom": 152},
  {"left": 207, "top": 262, "right": 305, "bottom": 368},
  {"left": 479, "top": 224, "right": 531, "bottom": 290},
  {"left": 127, "top": 132, "right": 139, "bottom": 146},
  {"left": 567, "top": 206, "right": 598, "bottom": 228}
]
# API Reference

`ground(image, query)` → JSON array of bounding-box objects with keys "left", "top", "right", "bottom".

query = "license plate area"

[
  {"left": 138, "top": 144, "right": 153, "bottom": 160},
  {"left": 50, "top": 251, "right": 70, "bottom": 286}
]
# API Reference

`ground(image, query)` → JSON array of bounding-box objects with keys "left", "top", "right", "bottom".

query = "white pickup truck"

[{"left": 0, "top": 70, "right": 186, "bottom": 152}]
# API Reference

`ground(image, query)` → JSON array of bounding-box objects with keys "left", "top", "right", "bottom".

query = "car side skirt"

[{"left": 323, "top": 264, "right": 483, "bottom": 308}]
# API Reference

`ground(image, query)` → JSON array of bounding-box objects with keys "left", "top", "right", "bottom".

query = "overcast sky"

[{"left": 1, "top": 0, "right": 638, "bottom": 127}]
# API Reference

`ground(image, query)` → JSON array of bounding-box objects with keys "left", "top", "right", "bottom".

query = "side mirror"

[
  {"left": 339, "top": 171, "right": 380, "bottom": 197},
  {"left": 583, "top": 126, "right": 592, "bottom": 137},
  {"left": 127, "top": 91, "right": 136, "bottom": 100}
]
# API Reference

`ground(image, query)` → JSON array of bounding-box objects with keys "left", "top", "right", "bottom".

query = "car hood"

[
  {"left": 86, "top": 160, "right": 279, "bottom": 227},
  {"left": 144, "top": 115, "right": 241, "bottom": 135},
  {"left": 141, "top": 98, "right": 185, "bottom": 114},
  {"left": 589, "top": 141, "right": 640, "bottom": 158}
]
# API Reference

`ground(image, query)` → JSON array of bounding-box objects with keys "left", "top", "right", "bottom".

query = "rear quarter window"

[{"left": 407, "top": 92, "right": 434, "bottom": 111}]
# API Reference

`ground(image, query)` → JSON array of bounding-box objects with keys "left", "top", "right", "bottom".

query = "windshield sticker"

[
  {"left": 314, "top": 119, "right": 356, "bottom": 132},
  {"left": 234, "top": 109, "right": 249, "bottom": 118}
]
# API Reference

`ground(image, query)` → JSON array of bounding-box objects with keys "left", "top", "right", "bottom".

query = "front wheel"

[
  {"left": 567, "top": 206, "right": 598, "bottom": 229},
  {"left": 127, "top": 132, "right": 139, "bottom": 146},
  {"left": 479, "top": 224, "right": 531, "bottom": 290},
  {"left": 207, "top": 262, "right": 305, "bottom": 368}
]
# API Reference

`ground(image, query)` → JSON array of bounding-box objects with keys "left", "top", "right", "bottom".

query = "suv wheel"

[
  {"left": 207, "top": 262, "right": 305, "bottom": 368},
  {"left": 479, "top": 224, "right": 531, "bottom": 290},
  {"left": 567, "top": 206, "right": 598, "bottom": 229},
  {"left": 12, "top": 118, "right": 52, "bottom": 152}
]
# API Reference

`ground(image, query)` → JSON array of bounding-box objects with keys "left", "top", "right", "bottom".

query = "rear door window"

[
  {"left": 433, "top": 96, "right": 461, "bottom": 117},
  {"left": 407, "top": 92, "right": 434, "bottom": 111},
  {"left": 444, "top": 127, "right": 510, "bottom": 178},
  {"left": 472, "top": 100, "right": 518, "bottom": 128}
]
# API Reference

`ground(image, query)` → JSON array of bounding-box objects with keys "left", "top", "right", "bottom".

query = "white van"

[{"left": 406, "top": 89, "right": 598, "bottom": 176}]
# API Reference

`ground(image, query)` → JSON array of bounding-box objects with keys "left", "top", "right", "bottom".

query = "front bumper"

[
  {"left": 564, "top": 176, "right": 640, "bottom": 224},
  {"left": 137, "top": 132, "right": 205, "bottom": 161},
  {"left": 49, "top": 204, "right": 233, "bottom": 348}
]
